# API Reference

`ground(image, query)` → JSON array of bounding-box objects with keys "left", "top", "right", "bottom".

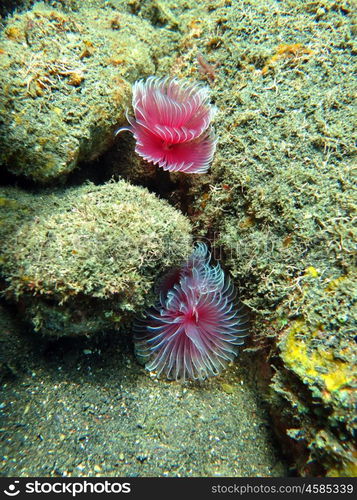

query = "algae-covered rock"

[
  {"left": 0, "top": 181, "right": 192, "bottom": 336},
  {"left": 0, "top": 2, "right": 160, "bottom": 182},
  {"left": 166, "top": 0, "right": 356, "bottom": 476}
]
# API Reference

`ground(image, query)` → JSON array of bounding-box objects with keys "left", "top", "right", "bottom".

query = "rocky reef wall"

[{"left": 0, "top": 0, "right": 355, "bottom": 477}]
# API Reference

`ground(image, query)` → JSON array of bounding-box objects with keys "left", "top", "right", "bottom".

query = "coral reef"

[
  {"left": 0, "top": 181, "right": 192, "bottom": 336},
  {"left": 0, "top": 0, "right": 355, "bottom": 478}
]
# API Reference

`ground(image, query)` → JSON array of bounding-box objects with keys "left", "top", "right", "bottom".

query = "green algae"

[{"left": 0, "top": 181, "right": 192, "bottom": 336}]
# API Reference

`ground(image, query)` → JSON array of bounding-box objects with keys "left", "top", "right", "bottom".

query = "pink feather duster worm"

[
  {"left": 117, "top": 77, "right": 217, "bottom": 173},
  {"left": 134, "top": 243, "right": 249, "bottom": 381}
]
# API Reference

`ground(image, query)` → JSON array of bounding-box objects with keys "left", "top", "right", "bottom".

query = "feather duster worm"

[
  {"left": 116, "top": 77, "right": 217, "bottom": 173},
  {"left": 134, "top": 243, "right": 249, "bottom": 381}
]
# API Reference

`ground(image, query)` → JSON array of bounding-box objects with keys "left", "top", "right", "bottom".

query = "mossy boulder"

[
  {"left": 0, "top": 181, "right": 192, "bottom": 336},
  {"left": 0, "top": 2, "right": 160, "bottom": 183}
]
